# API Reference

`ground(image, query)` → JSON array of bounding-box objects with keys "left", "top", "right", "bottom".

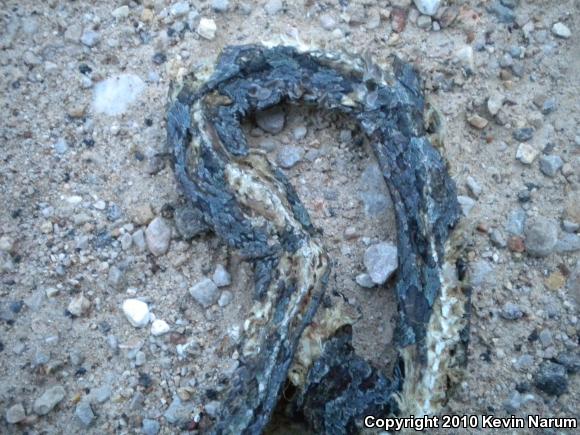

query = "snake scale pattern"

[{"left": 167, "top": 44, "right": 471, "bottom": 434}]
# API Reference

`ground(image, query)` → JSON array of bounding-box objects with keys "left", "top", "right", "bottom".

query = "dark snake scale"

[{"left": 167, "top": 44, "right": 471, "bottom": 434}]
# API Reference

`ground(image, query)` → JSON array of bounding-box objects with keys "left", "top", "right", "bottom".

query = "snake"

[{"left": 166, "top": 44, "right": 471, "bottom": 434}]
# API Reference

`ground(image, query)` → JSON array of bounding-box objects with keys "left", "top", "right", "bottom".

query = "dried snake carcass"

[{"left": 167, "top": 44, "right": 471, "bottom": 434}]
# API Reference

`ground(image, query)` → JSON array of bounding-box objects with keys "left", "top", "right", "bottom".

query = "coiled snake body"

[{"left": 167, "top": 44, "right": 471, "bottom": 434}]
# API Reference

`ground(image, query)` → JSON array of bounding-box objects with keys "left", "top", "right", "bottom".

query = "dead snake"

[{"left": 167, "top": 44, "right": 471, "bottom": 434}]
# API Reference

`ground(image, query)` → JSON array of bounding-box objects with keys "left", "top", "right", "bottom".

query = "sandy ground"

[{"left": 0, "top": 0, "right": 579, "bottom": 434}]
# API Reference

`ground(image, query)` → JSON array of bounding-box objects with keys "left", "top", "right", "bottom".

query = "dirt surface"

[{"left": 1, "top": 0, "right": 579, "bottom": 434}]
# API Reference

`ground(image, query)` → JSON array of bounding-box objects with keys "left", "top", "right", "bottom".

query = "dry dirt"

[{"left": 0, "top": 0, "right": 579, "bottom": 434}]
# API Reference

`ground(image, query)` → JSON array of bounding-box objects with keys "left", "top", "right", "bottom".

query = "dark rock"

[
  {"left": 174, "top": 204, "right": 208, "bottom": 240},
  {"left": 534, "top": 361, "right": 568, "bottom": 396},
  {"left": 513, "top": 127, "right": 534, "bottom": 142},
  {"left": 555, "top": 352, "right": 580, "bottom": 375},
  {"left": 487, "top": 1, "right": 515, "bottom": 23}
]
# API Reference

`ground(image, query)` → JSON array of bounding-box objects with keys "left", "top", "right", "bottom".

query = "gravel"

[
  {"left": 500, "top": 302, "right": 524, "bottom": 320},
  {"left": 524, "top": 217, "right": 558, "bottom": 257},
  {"left": 189, "top": 278, "right": 220, "bottom": 308},
  {"left": 145, "top": 217, "right": 172, "bottom": 256},
  {"left": 363, "top": 242, "right": 398, "bottom": 285},
  {"left": 257, "top": 107, "right": 285, "bottom": 133},
  {"left": 516, "top": 143, "right": 539, "bottom": 164},
  {"left": 276, "top": 145, "right": 304, "bottom": 168},
  {"left": 539, "top": 155, "right": 563, "bottom": 177},
  {"left": 33, "top": 385, "right": 65, "bottom": 415},
  {"left": 151, "top": 319, "right": 171, "bottom": 336},
  {"left": 142, "top": 419, "right": 161, "bottom": 435},
  {"left": 164, "top": 396, "right": 195, "bottom": 426},
  {"left": 122, "top": 299, "right": 150, "bottom": 328},
  {"left": 5, "top": 404, "right": 26, "bottom": 424},
  {"left": 552, "top": 22, "right": 571, "bottom": 39},
  {"left": 75, "top": 401, "right": 95, "bottom": 427},
  {"left": 534, "top": 361, "right": 568, "bottom": 396},
  {"left": 513, "top": 127, "right": 534, "bottom": 142},
  {"left": 264, "top": 0, "right": 283, "bottom": 15},
  {"left": 355, "top": 273, "right": 375, "bottom": 288},
  {"left": 212, "top": 264, "right": 231, "bottom": 287},
  {"left": 414, "top": 0, "right": 441, "bottom": 16}
]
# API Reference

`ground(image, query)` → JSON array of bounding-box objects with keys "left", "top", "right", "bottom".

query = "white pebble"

[
  {"left": 151, "top": 319, "right": 170, "bottom": 336},
  {"left": 197, "top": 18, "right": 217, "bottom": 40},
  {"left": 122, "top": 299, "right": 150, "bottom": 328}
]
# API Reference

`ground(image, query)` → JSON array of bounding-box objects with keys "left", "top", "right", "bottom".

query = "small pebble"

[
  {"left": 551, "top": 22, "right": 571, "bottom": 39},
  {"left": 264, "top": 0, "right": 283, "bottom": 15},
  {"left": 516, "top": 143, "right": 539, "bottom": 165},
  {"left": 170, "top": 2, "right": 190, "bottom": 17},
  {"left": 212, "top": 264, "right": 231, "bottom": 287},
  {"left": 151, "top": 319, "right": 171, "bottom": 336},
  {"left": 197, "top": 18, "right": 217, "bottom": 40},
  {"left": 363, "top": 242, "right": 398, "bottom": 285},
  {"left": 524, "top": 217, "right": 558, "bottom": 257},
  {"left": 142, "top": 419, "right": 161, "bottom": 435},
  {"left": 80, "top": 29, "right": 100, "bottom": 47},
  {"left": 33, "top": 385, "right": 65, "bottom": 415},
  {"left": 67, "top": 294, "right": 90, "bottom": 317},
  {"left": 218, "top": 290, "right": 233, "bottom": 307},
  {"left": 292, "top": 125, "right": 307, "bottom": 140},
  {"left": 75, "top": 401, "right": 95, "bottom": 427},
  {"left": 189, "top": 278, "right": 220, "bottom": 308},
  {"left": 112, "top": 5, "right": 130, "bottom": 19},
  {"left": 257, "top": 107, "right": 285, "bottom": 134},
  {"left": 355, "top": 273, "right": 375, "bottom": 288},
  {"left": 276, "top": 146, "right": 304, "bottom": 169},
  {"left": 500, "top": 302, "right": 524, "bottom": 320},
  {"left": 534, "top": 361, "right": 568, "bottom": 395},
  {"left": 538, "top": 155, "right": 563, "bottom": 177},
  {"left": 211, "top": 0, "right": 229, "bottom": 12},
  {"left": 145, "top": 217, "right": 171, "bottom": 256},
  {"left": 414, "top": 0, "right": 441, "bottom": 16},
  {"left": 320, "top": 14, "right": 336, "bottom": 31},
  {"left": 467, "top": 114, "right": 488, "bottom": 129},
  {"left": 458, "top": 195, "right": 476, "bottom": 216},
  {"left": 513, "top": 127, "right": 534, "bottom": 142},
  {"left": 122, "top": 299, "right": 150, "bottom": 328},
  {"left": 5, "top": 404, "right": 26, "bottom": 424}
]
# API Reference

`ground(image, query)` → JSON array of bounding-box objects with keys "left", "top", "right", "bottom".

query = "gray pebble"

[
  {"left": 132, "top": 229, "right": 147, "bottom": 252},
  {"left": 501, "top": 302, "right": 524, "bottom": 320},
  {"left": 360, "top": 164, "right": 392, "bottom": 217},
  {"left": 490, "top": 230, "right": 507, "bottom": 248},
  {"left": 514, "top": 354, "right": 534, "bottom": 371},
  {"left": 75, "top": 401, "right": 95, "bottom": 427},
  {"left": 542, "top": 98, "right": 557, "bottom": 114},
  {"left": 189, "top": 278, "right": 219, "bottom": 308},
  {"left": 264, "top": 0, "right": 283, "bottom": 15},
  {"left": 5, "top": 404, "right": 26, "bottom": 424},
  {"left": 457, "top": 195, "right": 476, "bottom": 216},
  {"left": 54, "top": 138, "right": 69, "bottom": 154},
  {"left": 363, "top": 242, "right": 398, "bottom": 285},
  {"left": 539, "top": 155, "right": 563, "bottom": 177},
  {"left": 33, "top": 385, "right": 66, "bottom": 415},
  {"left": 562, "top": 220, "right": 579, "bottom": 233},
  {"left": 106, "top": 335, "right": 119, "bottom": 353},
  {"left": 135, "top": 351, "right": 146, "bottom": 366},
  {"left": 487, "top": 1, "right": 515, "bottom": 23},
  {"left": 499, "top": 53, "right": 513, "bottom": 68},
  {"left": 211, "top": 0, "right": 229, "bottom": 12},
  {"left": 292, "top": 125, "right": 307, "bottom": 140},
  {"left": 142, "top": 419, "right": 161, "bottom": 435},
  {"left": 145, "top": 217, "right": 171, "bottom": 256},
  {"left": 164, "top": 396, "right": 195, "bottom": 426},
  {"left": 417, "top": 15, "right": 432, "bottom": 29},
  {"left": 506, "top": 209, "right": 526, "bottom": 236},
  {"left": 107, "top": 203, "right": 122, "bottom": 221},
  {"left": 534, "top": 361, "right": 568, "bottom": 396},
  {"left": 466, "top": 176, "right": 482, "bottom": 198},
  {"left": 276, "top": 145, "right": 304, "bottom": 168},
  {"left": 555, "top": 352, "right": 580, "bottom": 375},
  {"left": 108, "top": 265, "right": 125, "bottom": 290},
  {"left": 539, "top": 329, "right": 552, "bottom": 347},
  {"left": 174, "top": 204, "right": 207, "bottom": 240},
  {"left": 204, "top": 401, "right": 221, "bottom": 418},
  {"left": 90, "top": 385, "right": 111, "bottom": 404},
  {"left": 80, "top": 29, "right": 100, "bottom": 47},
  {"left": 320, "top": 14, "right": 336, "bottom": 30},
  {"left": 256, "top": 107, "right": 285, "bottom": 134},
  {"left": 512, "top": 127, "right": 534, "bottom": 142},
  {"left": 218, "top": 290, "right": 233, "bottom": 307},
  {"left": 24, "top": 289, "right": 45, "bottom": 311},
  {"left": 69, "top": 350, "right": 85, "bottom": 366},
  {"left": 470, "top": 260, "right": 495, "bottom": 288},
  {"left": 524, "top": 217, "right": 558, "bottom": 257},
  {"left": 258, "top": 139, "right": 278, "bottom": 152},
  {"left": 212, "top": 264, "right": 231, "bottom": 287},
  {"left": 355, "top": 273, "right": 375, "bottom": 288},
  {"left": 554, "top": 233, "right": 580, "bottom": 253}
]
